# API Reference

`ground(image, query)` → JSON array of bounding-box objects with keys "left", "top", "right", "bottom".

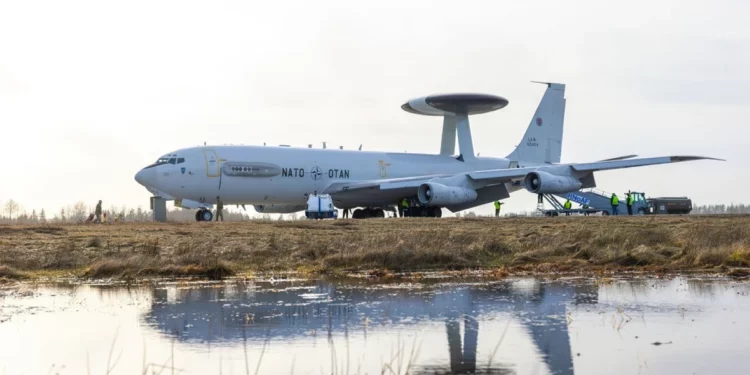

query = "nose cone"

[{"left": 135, "top": 168, "right": 154, "bottom": 187}]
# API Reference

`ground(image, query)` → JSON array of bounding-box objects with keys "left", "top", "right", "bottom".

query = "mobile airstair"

[{"left": 538, "top": 189, "right": 649, "bottom": 216}]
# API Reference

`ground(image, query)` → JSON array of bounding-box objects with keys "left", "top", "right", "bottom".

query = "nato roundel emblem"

[
  {"left": 310, "top": 165, "right": 323, "bottom": 181},
  {"left": 536, "top": 117, "right": 543, "bottom": 126}
]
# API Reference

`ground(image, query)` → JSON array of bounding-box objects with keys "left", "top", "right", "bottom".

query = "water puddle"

[{"left": 1, "top": 277, "right": 748, "bottom": 374}]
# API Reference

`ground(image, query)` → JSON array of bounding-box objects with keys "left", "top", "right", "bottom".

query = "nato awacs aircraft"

[{"left": 135, "top": 82, "right": 719, "bottom": 221}]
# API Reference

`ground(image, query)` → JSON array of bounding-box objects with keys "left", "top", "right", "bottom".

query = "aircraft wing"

[
  {"left": 570, "top": 155, "right": 724, "bottom": 173},
  {"left": 324, "top": 155, "right": 720, "bottom": 209},
  {"left": 323, "top": 174, "right": 450, "bottom": 198}
]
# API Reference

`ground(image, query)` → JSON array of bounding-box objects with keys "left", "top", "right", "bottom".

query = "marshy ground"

[{"left": 1, "top": 215, "right": 749, "bottom": 281}]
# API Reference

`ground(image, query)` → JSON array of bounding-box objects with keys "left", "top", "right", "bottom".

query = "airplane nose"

[{"left": 135, "top": 168, "right": 153, "bottom": 187}]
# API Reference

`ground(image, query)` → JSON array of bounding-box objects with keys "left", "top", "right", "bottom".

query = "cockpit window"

[
  {"left": 143, "top": 157, "right": 172, "bottom": 169},
  {"left": 177, "top": 158, "right": 185, "bottom": 164},
  {"left": 169, "top": 158, "right": 177, "bottom": 164}
]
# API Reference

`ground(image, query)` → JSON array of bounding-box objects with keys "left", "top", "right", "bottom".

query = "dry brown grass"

[
  {"left": 0, "top": 265, "right": 27, "bottom": 280},
  {"left": 0, "top": 215, "right": 749, "bottom": 280}
]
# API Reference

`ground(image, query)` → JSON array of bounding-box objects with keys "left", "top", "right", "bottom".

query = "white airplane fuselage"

[{"left": 135, "top": 145, "right": 518, "bottom": 208}]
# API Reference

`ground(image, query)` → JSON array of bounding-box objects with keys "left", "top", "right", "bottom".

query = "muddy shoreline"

[{"left": 1, "top": 216, "right": 749, "bottom": 281}]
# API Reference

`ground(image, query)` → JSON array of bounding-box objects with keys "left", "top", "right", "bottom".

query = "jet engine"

[
  {"left": 417, "top": 183, "right": 478, "bottom": 206},
  {"left": 253, "top": 204, "right": 306, "bottom": 214},
  {"left": 524, "top": 171, "right": 582, "bottom": 194}
]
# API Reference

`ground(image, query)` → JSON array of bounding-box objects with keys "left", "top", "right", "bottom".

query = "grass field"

[{"left": 1, "top": 215, "right": 749, "bottom": 280}]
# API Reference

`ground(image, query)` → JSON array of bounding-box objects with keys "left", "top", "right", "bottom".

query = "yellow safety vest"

[
  {"left": 401, "top": 199, "right": 408, "bottom": 207},
  {"left": 564, "top": 201, "right": 572, "bottom": 209},
  {"left": 611, "top": 195, "right": 619, "bottom": 205},
  {"left": 627, "top": 195, "right": 634, "bottom": 205},
  {"left": 494, "top": 201, "right": 501, "bottom": 209}
]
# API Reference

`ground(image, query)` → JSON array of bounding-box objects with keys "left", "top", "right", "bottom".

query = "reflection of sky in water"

[{"left": 0, "top": 277, "right": 748, "bottom": 374}]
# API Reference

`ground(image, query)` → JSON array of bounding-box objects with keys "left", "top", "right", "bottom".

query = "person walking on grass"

[
  {"left": 215, "top": 196, "right": 224, "bottom": 222},
  {"left": 494, "top": 201, "right": 504, "bottom": 217},
  {"left": 610, "top": 193, "right": 619, "bottom": 216},
  {"left": 94, "top": 200, "right": 102, "bottom": 223},
  {"left": 626, "top": 191, "right": 634, "bottom": 215}
]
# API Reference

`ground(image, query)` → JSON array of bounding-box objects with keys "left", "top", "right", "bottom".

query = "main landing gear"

[
  {"left": 351, "top": 208, "right": 386, "bottom": 219},
  {"left": 403, "top": 206, "right": 442, "bottom": 218},
  {"left": 195, "top": 209, "right": 213, "bottom": 222}
]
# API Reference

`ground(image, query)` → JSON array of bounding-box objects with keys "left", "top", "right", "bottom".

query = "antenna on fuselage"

[
  {"left": 339, "top": 146, "right": 343, "bottom": 150},
  {"left": 204, "top": 141, "right": 206, "bottom": 146},
  {"left": 358, "top": 144, "right": 362, "bottom": 151},
  {"left": 400, "top": 93, "right": 508, "bottom": 160},
  {"left": 308, "top": 144, "right": 312, "bottom": 148},
  {"left": 323, "top": 142, "right": 327, "bottom": 149}
]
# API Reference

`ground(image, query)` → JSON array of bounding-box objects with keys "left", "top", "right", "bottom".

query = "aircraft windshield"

[{"left": 143, "top": 156, "right": 186, "bottom": 169}]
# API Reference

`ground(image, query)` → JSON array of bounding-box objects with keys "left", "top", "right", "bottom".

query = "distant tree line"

[
  {"left": 0, "top": 199, "right": 254, "bottom": 224},
  {"left": 692, "top": 204, "right": 750, "bottom": 215}
]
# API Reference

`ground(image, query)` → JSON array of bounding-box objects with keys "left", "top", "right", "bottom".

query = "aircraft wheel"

[
  {"left": 602, "top": 211, "right": 610, "bottom": 216},
  {"left": 195, "top": 211, "right": 203, "bottom": 222},
  {"left": 352, "top": 209, "right": 363, "bottom": 219},
  {"left": 431, "top": 207, "right": 442, "bottom": 218},
  {"left": 374, "top": 209, "right": 385, "bottom": 218},
  {"left": 201, "top": 210, "right": 213, "bottom": 222}
]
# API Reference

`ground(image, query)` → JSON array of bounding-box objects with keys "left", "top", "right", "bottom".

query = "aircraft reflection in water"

[{"left": 144, "top": 279, "right": 600, "bottom": 374}]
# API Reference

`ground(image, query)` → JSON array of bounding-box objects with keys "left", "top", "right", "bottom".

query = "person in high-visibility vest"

[
  {"left": 626, "top": 192, "right": 635, "bottom": 215},
  {"left": 400, "top": 198, "right": 409, "bottom": 217},
  {"left": 610, "top": 193, "right": 619, "bottom": 216},
  {"left": 563, "top": 199, "right": 572, "bottom": 216},
  {"left": 493, "top": 201, "right": 504, "bottom": 217}
]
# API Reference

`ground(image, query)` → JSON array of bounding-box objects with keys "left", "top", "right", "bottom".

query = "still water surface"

[{"left": 1, "top": 276, "right": 749, "bottom": 374}]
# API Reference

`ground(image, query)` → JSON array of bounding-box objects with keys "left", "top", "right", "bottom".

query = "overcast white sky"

[{"left": 1, "top": 0, "right": 747, "bottom": 217}]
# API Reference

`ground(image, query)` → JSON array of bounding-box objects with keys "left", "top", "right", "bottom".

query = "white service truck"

[{"left": 305, "top": 194, "right": 338, "bottom": 219}]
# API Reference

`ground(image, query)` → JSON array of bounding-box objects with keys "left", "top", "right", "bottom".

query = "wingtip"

[{"left": 670, "top": 156, "right": 726, "bottom": 162}]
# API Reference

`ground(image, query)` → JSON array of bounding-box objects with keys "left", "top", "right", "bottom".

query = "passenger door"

[{"left": 203, "top": 150, "right": 220, "bottom": 177}]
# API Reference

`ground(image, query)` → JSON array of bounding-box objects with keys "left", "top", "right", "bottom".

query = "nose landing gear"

[{"left": 195, "top": 209, "right": 213, "bottom": 222}]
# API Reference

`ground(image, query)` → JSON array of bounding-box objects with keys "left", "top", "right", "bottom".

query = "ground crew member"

[
  {"left": 94, "top": 200, "right": 102, "bottom": 223},
  {"left": 563, "top": 199, "right": 572, "bottom": 216},
  {"left": 626, "top": 192, "right": 634, "bottom": 215},
  {"left": 215, "top": 196, "right": 224, "bottom": 222},
  {"left": 493, "top": 201, "right": 504, "bottom": 217},
  {"left": 400, "top": 198, "right": 408, "bottom": 217},
  {"left": 610, "top": 193, "right": 619, "bottom": 216},
  {"left": 343, "top": 208, "right": 349, "bottom": 219},
  {"left": 582, "top": 204, "right": 590, "bottom": 216}
]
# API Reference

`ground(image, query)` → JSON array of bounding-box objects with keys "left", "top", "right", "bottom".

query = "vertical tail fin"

[{"left": 506, "top": 82, "right": 566, "bottom": 164}]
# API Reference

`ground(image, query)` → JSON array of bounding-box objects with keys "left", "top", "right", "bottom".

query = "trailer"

[{"left": 646, "top": 196, "right": 693, "bottom": 214}]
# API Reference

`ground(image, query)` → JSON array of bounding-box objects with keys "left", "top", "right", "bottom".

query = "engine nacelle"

[
  {"left": 253, "top": 204, "right": 306, "bottom": 214},
  {"left": 417, "top": 183, "right": 478, "bottom": 206},
  {"left": 524, "top": 171, "right": 583, "bottom": 194}
]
